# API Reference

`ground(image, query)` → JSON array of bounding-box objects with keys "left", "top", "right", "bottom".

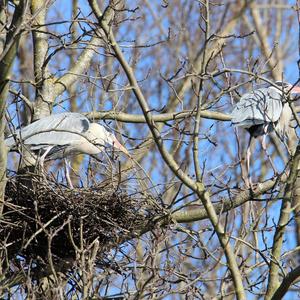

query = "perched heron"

[
  {"left": 231, "top": 81, "right": 300, "bottom": 186},
  {"left": 5, "top": 112, "right": 129, "bottom": 187}
]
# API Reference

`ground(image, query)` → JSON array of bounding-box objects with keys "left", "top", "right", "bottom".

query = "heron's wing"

[
  {"left": 231, "top": 88, "right": 283, "bottom": 127},
  {"left": 6, "top": 112, "right": 90, "bottom": 150}
]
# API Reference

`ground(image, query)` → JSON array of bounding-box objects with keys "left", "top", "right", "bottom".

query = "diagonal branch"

[
  {"left": 266, "top": 143, "right": 300, "bottom": 299},
  {"left": 88, "top": 1, "right": 246, "bottom": 299},
  {"left": 53, "top": 0, "right": 120, "bottom": 100},
  {"left": 171, "top": 176, "right": 284, "bottom": 224},
  {"left": 53, "top": 36, "right": 102, "bottom": 98},
  {"left": 271, "top": 265, "right": 300, "bottom": 300}
]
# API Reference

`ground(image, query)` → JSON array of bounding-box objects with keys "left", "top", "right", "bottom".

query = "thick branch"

[
  {"left": 53, "top": 36, "right": 102, "bottom": 98},
  {"left": 31, "top": 0, "right": 53, "bottom": 119},
  {"left": 249, "top": 3, "right": 281, "bottom": 80},
  {"left": 266, "top": 143, "right": 300, "bottom": 299},
  {"left": 87, "top": 110, "right": 231, "bottom": 123},
  {"left": 53, "top": 0, "right": 119, "bottom": 99},
  {"left": 171, "top": 176, "right": 283, "bottom": 224},
  {"left": 0, "top": 0, "right": 27, "bottom": 213},
  {"left": 271, "top": 266, "right": 300, "bottom": 300}
]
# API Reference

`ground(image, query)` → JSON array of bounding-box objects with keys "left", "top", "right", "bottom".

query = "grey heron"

[
  {"left": 231, "top": 81, "right": 300, "bottom": 187},
  {"left": 5, "top": 112, "right": 129, "bottom": 187}
]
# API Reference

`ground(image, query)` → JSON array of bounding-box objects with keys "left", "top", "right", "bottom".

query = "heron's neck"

[{"left": 86, "top": 130, "right": 104, "bottom": 145}]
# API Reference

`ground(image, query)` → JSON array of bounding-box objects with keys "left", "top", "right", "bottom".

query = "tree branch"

[
  {"left": 271, "top": 265, "right": 300, "bottom": 300},
  {"left": 89, "top": 1, "right": 246, "bottom": 298},
  {"left": 171, "top": 176, "right": 284, "bottom": 224},
  {"left": 87, "top": 110, "right": 231, "bottom": 123},
  {"left": 53, "top": 36, "right": 102, "bottom": 98},
  {"left": 30, "top": 0, "right": 53, "bottom": 119},
  {"left": 53, "top": 0, "right": 120, "bottom": 99},
  {"left": 0, "top": 0, "right": 28, "bottom": 214},
  {"left": 266, "top": 143, "right": 300, "bottom": 299}
]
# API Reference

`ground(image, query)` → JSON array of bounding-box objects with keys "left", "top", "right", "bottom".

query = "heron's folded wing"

[
  {"left": 6, "top": 112, "right": 90, "bottom": 149},
  {"left": 232, "top": 88, "right": 282, "bottom": 126}
]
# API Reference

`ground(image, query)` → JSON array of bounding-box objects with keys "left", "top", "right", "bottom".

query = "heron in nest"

[{"left": 5, "top": 112, "right": 129, "bottom": 188}]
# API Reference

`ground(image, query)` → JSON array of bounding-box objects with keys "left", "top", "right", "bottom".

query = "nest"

[{"left": 1, "top": 171, "right": 161, "bottom": 269}]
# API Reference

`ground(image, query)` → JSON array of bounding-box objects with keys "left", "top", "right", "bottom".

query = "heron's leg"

[
  {"left": 39, "top": 146, "right": 54, "bottom": 168},
  {"left": 36, "top": 146, "right": 54, "bottom": 181},
  {"left": 261, "top": 132, "right": 278, "bottom": 176},
  {"left": 246, "top": 136, "right": 253, "bottom": 189},
  {"left": 64, "top": 159, "right": 74, "bottom": 189}
]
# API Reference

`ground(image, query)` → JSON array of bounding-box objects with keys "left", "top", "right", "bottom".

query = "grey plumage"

[
  {"left": 231, "top": 87, "right": 284, "bottom": 136},
  {"left": 5, "top": 112, "right": 129, "bottom": 188},
  {"left": 6, "top": 113, "right": 91, "bottom": 158},
  {"left": 5, "top": 112, "right": 128, "bottom": 160},
  {"left": 231, "top": 81, "right": 300, "bottom": 188}
]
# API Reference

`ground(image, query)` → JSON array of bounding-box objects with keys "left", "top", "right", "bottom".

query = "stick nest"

[{"left": 1, "top": 172, "right": 161, "bottom": 266}]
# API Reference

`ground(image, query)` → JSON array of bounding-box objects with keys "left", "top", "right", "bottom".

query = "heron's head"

[
  {"left": 89, "top": 123, "right": 129, "bottom": 155},
  {"left": 274, "top": 81, "right": 300, "bottom": 94}
]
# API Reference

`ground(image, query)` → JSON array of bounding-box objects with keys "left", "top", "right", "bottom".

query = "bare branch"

[
  {"left": 266, "top": 143, "right": 300, "bottom": 299},
  {"left": 87, "top": 109, "right": 231, "bottom": 123},
  {"left": 271, "top": 266, "right": 300, "bottom": 300},
  {"left": 88, "top": 1, "right": 246, "bottom": 298}
]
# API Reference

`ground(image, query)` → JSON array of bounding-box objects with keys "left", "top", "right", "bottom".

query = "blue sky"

[{"left": 5, "top": 0, "right": 300, "bottom": 299}]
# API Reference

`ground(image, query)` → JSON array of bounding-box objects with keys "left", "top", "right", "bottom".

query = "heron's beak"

[
  {"left": 112, "top": 137, "right": 129, "bottom": 156},
  {"left": 290, "top": 86, "right": 300, "bottom": 94}
]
